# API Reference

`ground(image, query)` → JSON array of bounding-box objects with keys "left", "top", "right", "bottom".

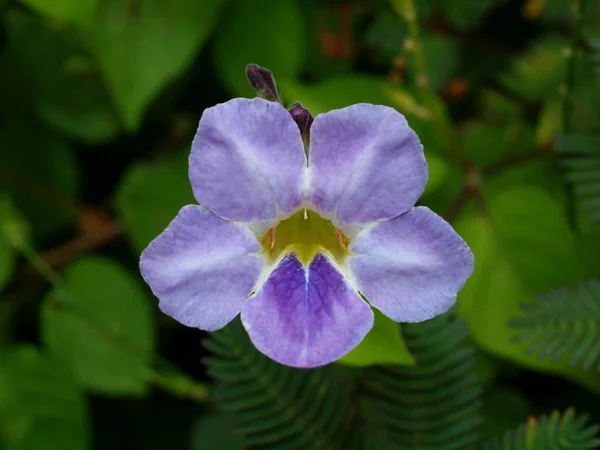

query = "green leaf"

[
  {"left": 338, "top": 309, "right": 414, "bottom": 367},
  {"left": 483, "top": 158, "right": 563, "bottom": 201},
  {"left": 393, "top": 88, "right": 454, "bottom": 156},
  {"left": 2, "top": 12, "right": 119, "bottom": 143},
  {"left": 483, "top": 408, "right": 600, "bottom": 450},
  {"left": 534, "top": 0, "right": 574, "bottom": 24},
  {"left": 359, "top": 311, "right": 482, "bottom": 449},
  {"left": 423, "top": 152, "right": 450, "bottom": 195},
  {"left": 280, "top": 76, "right": 397, "bottom": 116},
  {"left": 85, "top": 0, "right": 225, "bottom": 130},
  {"left": 419, "top": 33, "right": 459, "bottom": 90},
  {"left": 41, "top": 257, "right": 154, "bottom": 395},
  {"left": 480, "top": 90, "right": 524, "bottom": 123},
  {"left": 281, "top": 76, "right": 452, "bottom": 197},
  {"left": 455, "top": 186, "right": 600, "bottom": 390},
  {"left": 297, "top": 3, "right": 353, "bottom": 81},
  {"left": 389, "top": 0, "right": 434, "bottom": 19},
  {"left": 0, "top": 231, "right": 12, "bottom": 294},
  {"left": 203, "top": 319, "right": 354, "bottom": 449},
  {"left": 0, "top": 196, "right": 28, "bottom": 293},
  {"left": 20, "top": 0, "right": 97, "bottom": 28},
  {"left": 191, "top": 414, "right": 244, "bottom": 450},
  {"left": 481, "top": 386, "right": 532, "bottom": 439},
  {"left": 280, "top": 76, "right": 453, "bottom": 156},
  {"left": 536, "top": 99, "right": 563, "bottom": 148},
  {"left": 570, "top": 81, "right": 600, "bottom": 132},
  {"left": 0, "top": 346, "right": 89, "bottom": 450},
  {"left": 0, "top": 125, "right": 78, "bottom": 237},
  {"left": 501, "top": 38, "right": 568, "bottom": 101},
  {"left": 441, "top": 0, "right": 495, "bottom": 29},
  {"left": 459, "top": 120, "right": 536, "bottom": 166},
  {"left": 365, "top": 12, "right": 406, "bottom": 62},
  {"left": 0, "top": 198, "right": 16, "bottom": 293},
  {"left": 115, "top": 153, "right": 194, "bottom": 253},
  {"left": 213, "top": 0, "right": 304, "bottom": 97},
  {"left": 589, "top": 36, "right": 600, "bottom": 77},
  {"left": 473, "top": 348, "right": 502, "bottom": 390}
]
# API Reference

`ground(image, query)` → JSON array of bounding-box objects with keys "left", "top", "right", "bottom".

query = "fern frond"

[
  {"left": 482, "top": 408, "right": 600, "bottom": 449},
  {"left": 202, "top": 319, "right": 354, "bottom": 450},
  {"left": 556, "top": 133, "right": 600, "bottom": 224},
  {"left": 509, "top": 280, "right": 600, "bottom": 370},
  {"left": 359, "top": 311, "right": 482, "bottom": 449},
  {"left": 589, "top": 37, "right": 600, "bottom": 78}
]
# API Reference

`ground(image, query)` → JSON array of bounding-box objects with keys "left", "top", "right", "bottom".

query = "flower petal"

[
  {"left": 308, "top": 104, "right": 426, "bottom": 234},
  {"left": 190, "top": 98, "right": 307, "bottom": 233},
  {"left": 348, "top": 207, "right": 473, "bottom": 323},
  {"left": 140, "top": 205, "right": 264, "bottom": 331},
  {"left": 241, "top": 253, "right": 373, "bottom": 368}
]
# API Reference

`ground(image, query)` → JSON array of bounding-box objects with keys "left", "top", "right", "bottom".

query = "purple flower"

[{"left": 140, "top": 97, "right": 474, "bottom": 368}]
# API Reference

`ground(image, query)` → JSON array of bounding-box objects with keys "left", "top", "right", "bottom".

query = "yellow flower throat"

[{"left": 260, "top": 210, "right": 349, "bottom": 265}]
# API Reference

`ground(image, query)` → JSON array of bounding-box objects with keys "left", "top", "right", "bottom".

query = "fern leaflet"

[
  {"left": 358, "top": 311, "right": 482, "bottom": 449},
  {"left": 510, "top": 280, "right": 600, "bottom": 370},
  {"left": 556, "top": 133, "right": 600, "bottom": 224},
  {"left": 203, "top": 319, "right": 354, "bottom": 450},
  {"left": 482, "top": 408, "right": 600, "bottom": 449},
  {"left": 588, "top": 37, "right": 600, "bottom": 78}
]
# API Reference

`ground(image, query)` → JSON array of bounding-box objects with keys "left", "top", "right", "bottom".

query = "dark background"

[{"left": 1, "top": 0, "right": 600, "bottom": 448}]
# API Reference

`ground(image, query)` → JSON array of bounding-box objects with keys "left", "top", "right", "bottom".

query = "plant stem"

[
  {"left": 561, "top": 0, "right": 590, "bottom": 230},
  {"left": 396, "top": 0, "right": 431, "bottom": 95},
  {"left": 562, "top": 0, "right": 590, "bottom": 131},
  {"left": 392, "top": 0, "right": 435, "bottom": 108},
  {"left": 482, "top": 149, "right": 550, "bottom": 177},
  {"left": 8, "top": 234, "right": 210, "bottom": 403},
  {"left": 392, "top": 0, "right": 463, "bottom": 164},
  {"left": 443, "top": 185, "right": 472, "bottom": 223}
]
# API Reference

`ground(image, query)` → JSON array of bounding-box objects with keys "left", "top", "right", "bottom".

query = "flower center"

[{"left": 259, "top": 210, "right": 349, "bottom": 265}]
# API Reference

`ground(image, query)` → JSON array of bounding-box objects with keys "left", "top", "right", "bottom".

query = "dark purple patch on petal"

[{"left": 241, "top": 253, "right": 373, "bottom": 368}]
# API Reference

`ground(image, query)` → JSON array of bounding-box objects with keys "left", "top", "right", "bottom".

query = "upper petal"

[
  {"left": 308, "top": 104, "right": 426, "bottom": 234},
  {"left": 140, "top": 205, "right": 264, "bottom": 331},
  {"left": 190, "top": 98, "right": 307, "bottom": 233},
  {"left": 241, "top": 253, "right": 373, "bottom": 368},
  {"left": 348, "top": 207, "right": 473, "bottom": 323}
]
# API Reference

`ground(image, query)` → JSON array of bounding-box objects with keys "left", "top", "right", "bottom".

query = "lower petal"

[
  {"left": 140, "top": 205, "right": 264, "bottom": 331},
  {"left": 241, "top": 253, "right": 373, "bottom": 368},
  {"left": 348, "top": 207, "right": 474, "bottom": 323}
]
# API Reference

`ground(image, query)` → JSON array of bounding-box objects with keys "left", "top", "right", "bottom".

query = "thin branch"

[
  {"left": 11, "top": 219, "right": 124, "bottom": 286},
  {"left": 482, "top": 149, "right": 551, "bottom": 177},
  {"left": 392, "top": 0, "right": 440, "bottom": 118},
  {"left": 391, "top": 0, "right": 463, "bottom": 165},
  {"left": 560, "top": 0, "right": 590, "bottom": 230},
  {"left": 44, "top": 220, "right": 124, "bottom": 269},
  {"left": 443, "top": 185, "right": 472, "bottom": 223},
  {"left": 562, "top": 0, "right": 590, "bottom": 132},
  {"left": 0, "top": 168, "right": 81, "bottom": 216},
  {"left": 443, "top": 166, "right": 483, "bottom": 222}
]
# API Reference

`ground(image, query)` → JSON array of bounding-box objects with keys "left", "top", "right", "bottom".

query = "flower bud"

[
  {"left": 246, "top": 64, "right": 280, "bottom": 103},
  {"left": 288, "top": 102, "right": 314, "bottom": 146}
]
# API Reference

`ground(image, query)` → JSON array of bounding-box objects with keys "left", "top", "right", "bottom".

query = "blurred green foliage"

[{"left": 1, "top": 0, "right": 600, "bottom": 449}]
